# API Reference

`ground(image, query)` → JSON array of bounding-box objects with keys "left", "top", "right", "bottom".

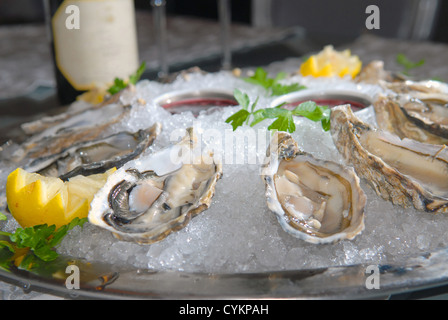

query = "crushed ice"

[{"left": 3, "top": 70, "right": 448, "bottom": 274}]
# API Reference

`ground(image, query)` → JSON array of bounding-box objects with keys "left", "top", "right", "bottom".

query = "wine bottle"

[{"left": 44, "top": 0, "right": 140, "bottom": 105}]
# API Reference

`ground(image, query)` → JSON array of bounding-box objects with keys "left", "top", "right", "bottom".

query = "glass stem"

[
  {"left": 151, "top": 0, "right": 168, "bottom": 78},
  {"left": 218, "top": 0, "right": 232, "bottom": 70}
]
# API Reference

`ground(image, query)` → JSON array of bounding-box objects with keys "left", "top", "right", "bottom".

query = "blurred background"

[
  {"left": 0, "top": 0, "right": 447, "bottom": 43},
  {"left": 0, "top": 0, "right": 447, "bottom": 140},
  {"left": 0, "top": 0, "right": 447, "bottom": 83}
]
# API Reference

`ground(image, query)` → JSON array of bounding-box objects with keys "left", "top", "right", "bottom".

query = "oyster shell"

[
  {"left": 373, "top": 94, "right": 448, "bottom": 145},
  {"left": 355, "top": 60, "right": 394, "bottom": 84},
  {"left": 21, "top": 85, "right": 135, "bottom": 135},
  {"left": 383, "top": 79, "right": 448, "bottom": 95},
  {"left": 24, "top": 122, "right": 162, "bottom": 180},
  {"left": 399, "top": 93, "right": 448, "bottom": 140},
  {"left": 261, "top": 131, "right": 366, "bottom": 244},
  {"left": 377, "top": 80, "right": 448, "bottom": 141},
  {"left": 89, "top": 127, "right": 223, "bottom": 244},
  {"left": 13, "top": 96, "right": 133, "bottom": 163},
  {"left": 331, "top": 104, "right": 448, "bottom": 213}
]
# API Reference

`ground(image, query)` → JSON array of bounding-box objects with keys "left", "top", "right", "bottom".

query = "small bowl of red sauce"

[
  {"left": 270, "top": 89, "right": 372, "bottom": 112},
  {"left": 155, "top": 89, "right": 238, "bottom": 116}
]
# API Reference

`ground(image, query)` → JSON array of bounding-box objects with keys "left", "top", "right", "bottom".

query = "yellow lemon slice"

[
  {"left": 76, "top": 87, "right": 107, "bottom": 104},
  {"left": 299, "top": 45, "right": 362, "bottom": 79},
  {"left": 6, "top": 168, "right": 116, "bottom": 229}
]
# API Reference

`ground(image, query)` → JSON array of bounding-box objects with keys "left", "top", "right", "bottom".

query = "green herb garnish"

[
  {"left": 226, "top": 89, "right": 331, "bottom": 133},
  {"left": 396, "top": 53, "right": 425, "bottom": 75},
  {"left": 225, "top": 89, "right": 258, "bottom": 130},
  {"left": 0, "top": 217, "right": 87, "bottom": 271},
  {"left": 243, "top": 67, "right": 306, "bottom": 96},
  {"left": 0, "top": 212, "right": 7, "bottom": 221},
  {"left": 107, "top": 61, "right": 147, "bottom": 95}
]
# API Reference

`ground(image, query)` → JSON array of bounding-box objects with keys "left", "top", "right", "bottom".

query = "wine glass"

[
  {"left": 150, "top": 0, "right": 168, "bottom": 78},
  {"left": 218, "top": 0, "right": 232, "bottom": 70},
  {"left": 150, "top": 0, "right": 231, "bottom": 75}
]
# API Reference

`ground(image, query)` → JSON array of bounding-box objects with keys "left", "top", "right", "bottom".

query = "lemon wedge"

[
  {"left": 6, "top": 168, "right": 116, "bottom": 229},
  {"left": 299, "top": 45, "right": 362, "bottom": 79},
  {"left": 76, "top": 87, "right": 107, "bottom": 104}
]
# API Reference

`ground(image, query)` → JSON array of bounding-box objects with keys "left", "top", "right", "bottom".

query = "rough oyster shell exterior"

[{"left": 331, "top": 104, "right": 448, "bottom": 213}]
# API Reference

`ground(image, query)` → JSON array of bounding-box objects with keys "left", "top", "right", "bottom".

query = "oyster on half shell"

[
  {"left": 24, "top": 122, "right": 162, "bottom": 180},
  {"left": 398, "top": 93, "right": 448, "bottom": 140},
  {"left": 261, "top": 131, "right": 366, "bottom": 244},
  {"left": 21, "top": 85, "right": 135, "bottom": 136},
  {"left": 13, "top": 97, "right": 133, "bottom": 163},
  {"left": 331, "top": 104, "right": 448, "bottom": 213},
  {"left": 374, "top": 94, "right": 448, "bottom": 145},
  {"left": 89, "top": 127, "right": 223, "bottom": 244},
  {"left": 375, "top": 80, "right": 448, "bottom": 143},
  {"left": 383, "top": 79, "right": 448, "bottom": 96}
]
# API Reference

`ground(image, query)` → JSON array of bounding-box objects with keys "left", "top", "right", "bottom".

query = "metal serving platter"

[{"left": 1, "top": 246, "right": 448, "bottom": 299}]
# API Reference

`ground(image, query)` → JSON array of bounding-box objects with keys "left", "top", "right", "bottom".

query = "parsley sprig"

[
  {"left": 107, "top": 61, "right": 147, "bottom": 95},
  {"left": 0, "top": 217, "right": 87, "bottom": 271},
  {"left": 225, "top": 89, "right": 331, "bottom": 133},
  {"left": 243, "top": 67, "right": 306, "bottom": 96},
  {"left": 396, "top": 53, "right": 425, "bottom": 76}
]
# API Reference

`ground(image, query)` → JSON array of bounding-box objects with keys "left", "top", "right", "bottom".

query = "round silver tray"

[{"left": 1, "top": 246, "right": 448, "bottom": 299}]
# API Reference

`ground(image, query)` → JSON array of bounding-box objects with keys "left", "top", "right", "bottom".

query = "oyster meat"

[
  {"left": 377, "top": 80, "right": 448, "bottom": 142},
  {"left": 24, "top": 122, "right": 162, "bottom": 180},
  {"left": 399, "top": 94, "right": 448, "bottom": 140},
  {"left": 374, "top": 94, "right": 448, "bottom": 145},
  {"left": 261, "top": 131, "right": 366, "bottom": 244},
  {"left": 331, "top": 104, "right": 448, "bottom": 213},
  {"left": 89, "top": 128, "right": 223, "bottom": 244}
]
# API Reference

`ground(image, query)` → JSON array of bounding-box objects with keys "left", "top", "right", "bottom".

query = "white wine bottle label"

[{"left": 52, "top": 0, "right": 139, "bottom": 90}]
